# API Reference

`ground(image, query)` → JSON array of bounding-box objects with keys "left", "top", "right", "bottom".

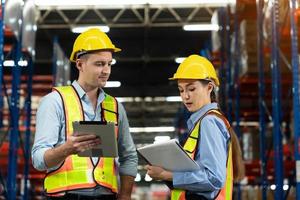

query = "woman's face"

[{"left": 178, "top": 79, "right": 212, "bottom": 112}]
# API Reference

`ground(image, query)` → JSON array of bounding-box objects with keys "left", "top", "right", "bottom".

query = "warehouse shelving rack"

[
  {"left": 212, "top": 0, "right": 298, "bottom": 199},
  {"left": 0, "top": 0, "right": 48, "bottom": 200},
  {"left": 3, "top": 1, "right": 24, "bottom": 198},
  {"left": 289, "top": 0, "right": 300, "bottom": 199}
]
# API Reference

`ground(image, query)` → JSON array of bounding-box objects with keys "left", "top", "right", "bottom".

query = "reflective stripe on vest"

[
  {"left": 171, "top": 109, "right": 233, "bottom": 200},
  {"left": 44, "top": 86, "right": 119, "bottom": 194}
]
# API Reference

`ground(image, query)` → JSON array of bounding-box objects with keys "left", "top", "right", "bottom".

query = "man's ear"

[{"left": 76, "top": 59, "right": 83, "bottom": 72}]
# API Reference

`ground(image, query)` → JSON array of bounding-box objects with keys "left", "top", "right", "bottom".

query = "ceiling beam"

[
  {"left": 37, "top": 6, "right": 214, "bottom": 29},
  {"left": 36, "top": 3, "right": 232, "bottom": 10}
]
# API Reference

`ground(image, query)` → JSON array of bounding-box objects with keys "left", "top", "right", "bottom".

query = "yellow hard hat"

[
  {"left": 70, "top": 28, "right": 121, "bottom": 62},
  {"left": 169, "top": 54, "right": 220, "bottom": 86}
]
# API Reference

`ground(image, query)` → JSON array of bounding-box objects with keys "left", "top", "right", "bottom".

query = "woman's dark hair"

[
  {"left": 199, "top": 80, "right": 217, "bottom": 102},
  {"left": 199, "top": 79, "right": 245, "bottom": 181}
]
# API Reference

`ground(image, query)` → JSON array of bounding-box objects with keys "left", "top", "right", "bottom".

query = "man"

[{"left": 32, "top": 28, "right": 138, "bottom": 200}]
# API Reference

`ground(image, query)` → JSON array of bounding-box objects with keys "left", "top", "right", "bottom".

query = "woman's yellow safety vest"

[
  {"left": 44, "top": 86, "right": 119, "bottom": 195},
  {"left": 171, "top": 109, "right": 233, "bottom": 200}
]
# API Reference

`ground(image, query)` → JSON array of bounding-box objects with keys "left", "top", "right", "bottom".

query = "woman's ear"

[{"left": 208, "top": 82, "right": 214, "bottom": 93}]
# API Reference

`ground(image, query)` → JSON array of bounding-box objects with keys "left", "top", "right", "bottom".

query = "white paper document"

[{"left": 137, "top": 139, "right": 200, "bottom": 172}]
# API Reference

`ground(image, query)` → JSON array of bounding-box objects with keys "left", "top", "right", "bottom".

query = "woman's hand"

[{"left": 145, "top": 165, "right": 173, "bottom": 181}]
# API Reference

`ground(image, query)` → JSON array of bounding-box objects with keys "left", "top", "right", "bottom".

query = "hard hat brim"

[
  {"left": 70, "top": 47, "right": 122, "bottom": 62},
  {"left": 168, "top": 76, "right": 220, "bottom": 86},
  {"left": 114, "top": 47, "right": 121, "bottom": 52}
]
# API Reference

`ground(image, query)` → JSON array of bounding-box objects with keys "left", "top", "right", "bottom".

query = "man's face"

[{"left": 77, "top": 51, "right": 113, "bottom": 88}]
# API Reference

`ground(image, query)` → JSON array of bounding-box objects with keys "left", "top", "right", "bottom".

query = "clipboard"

[
  {"left": 137, "top": 139, "right": 199, "bottom": 172},
  {"left": 72, "top": 121, "right": 118, "bottom": 157}
]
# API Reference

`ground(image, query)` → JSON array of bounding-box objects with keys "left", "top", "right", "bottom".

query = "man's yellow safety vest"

[
  {"left": 44, "top": 86, "right": 119, "bottom": 195},
  {"left": 171, "top": 109, "right": 233, "bottom": 200}
]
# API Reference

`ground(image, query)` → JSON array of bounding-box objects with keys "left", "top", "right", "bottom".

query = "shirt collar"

[
  {"left": 72, "top": 80, "right": 105, "bottom": 104},
  {"left": 72, "top": 80, "right": 85, "bottom": 98},
  {"left": 187, "top": 102, "right": 219, "bottom": 130}
]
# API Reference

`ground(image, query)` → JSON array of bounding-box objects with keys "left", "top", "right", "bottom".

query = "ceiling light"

[
  {"left": 270, "top": 184, "right": 276, "bottom": 190},
  {"left": 175, "top": 57, "right": 186, "bottom": 64},
  {"left": 18, "top": 60, "right": 28, "bottom": 67},
  {"left": 104, "top": 81, "right": 121, "bottom": 88},
  {"left": 116, "top": 96, "right": 182, "bottom": 102},
  {"left": 112, "top": 59, "right": 116, "bottom": 65},
  {"left": 3, "top": 60, "right": 28, "bottom": 67},
  {"left": 183, "top": 24, "right": 219, "bottom": 31},
  {"left": 71, "top": 25, "right": 110, "bottom": 33},
  {"left": 3, "top": 60, "right": 15, "bottom": 67},
  {"left": 116, "top": 97, "right": 134, "bottom": 102},
  {"left": 130, "top": 126, "right": 175, "bottom": 133},
  {"left": 154, "top": 136, "right": 171, "bottom": 143},
  {"left": 166, "top": 96, "right": 182, "bottom": 102}
]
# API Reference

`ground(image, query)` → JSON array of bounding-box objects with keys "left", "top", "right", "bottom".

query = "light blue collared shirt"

[
  {"left": 32, "top": 81, "right": 138, "bottom": 195},
  {"left": 173, "top": 103, "right": 230, "bottom": 199}
]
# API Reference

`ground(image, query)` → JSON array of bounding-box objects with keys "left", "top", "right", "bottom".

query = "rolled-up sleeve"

[
  {"left": 117, "top": 102, "right": 138, "bottom": 177},
  {"left": 173, "top": 115, "right": 229, "bottom": 193},
  {"left": 31, "top": 92, "right": 63, "bottom": 171}
]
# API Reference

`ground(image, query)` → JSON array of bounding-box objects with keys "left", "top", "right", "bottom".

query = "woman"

[{"left": 146, "top": 55, "right": 244, "bottom": 200}]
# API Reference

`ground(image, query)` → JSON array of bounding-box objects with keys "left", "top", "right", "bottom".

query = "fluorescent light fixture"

[
  {"left": 3, "top": 60, "right": 28, "bottom": 67},
  {"left": 18, "top": 60, "right": 28, "bottom": 67},
  {"left": 130, "top": 126, "right": 175, "bottom": 133},
  {"left": 116, "top": 97, "right": 134, "bottom": 102},
  {"left": 231, "top": 121, "right": 276, "bottom": 127},
  {"left": 270, "top": 184, "right": 289, "bottom": 191},
  {"left": 71, "top": 25, "right": 110, "bottom": 33},
  {"left": 112, "top": 59, "right": 116, "bottom": 65},
  {"left": 116, "top": 97, "right": 143, "bottom": 102},
  {"left": 166, "top": 96, "right": 182, "bottom": 102},
  {"left": 104, "top": 81, "right": 121, "bottom": 88},
  {"left": 116, "top": 96, "right": 182, "bottom": 102},
  {"left": 175, "top": 57, "right": 186, "bottom": 64},
  {"left": 270, "top": 184, "right": 276, "bottom": 190},
  {"left": 3, "top": 60, "right": 15, "bottom": 67},
  {"left": 183, "top": 24, "right": 219, "bottom": 31},
  {"left": 154, "top": 136, "right": 171, "bottom": 143}
]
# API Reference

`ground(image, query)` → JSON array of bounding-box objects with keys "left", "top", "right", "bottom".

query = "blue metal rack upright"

[
  {"left": 290, "top": 0, "right": 300, "bottom": 199},
  {"left": 233, "top": 2, "right": 241, "bottom": 140},
  {"left": 233, "top": 5, "right": 242, "bottom": 200},
  {"left": 256, "top": 0, "right": 268, "bottom": 199},
  {"left": 218, "top": 6, "right": 233, "bottom": 122},
  {"left": 0, "top": 0, "right": 4, "bottom": 129},
  {"left": 6, "top": 1, "right": 24, "bottom": 198},
  {"left": 270, "top": 0, "right": 284, "bottom": 199},
  {"left": 225, "top": 5, "right": 233, "bottom": 123},
  {"left": 23, "top": 56, "right": 33, "bottom": 200},
  {"left": 219, "top": 8, "right": 227, "bottom": 114},
  {"left": 218, "top": 5, "right": 242, "bottom": 199},
  {"left": 7, "top": 35, "right": 22, "bottom": 200}
]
